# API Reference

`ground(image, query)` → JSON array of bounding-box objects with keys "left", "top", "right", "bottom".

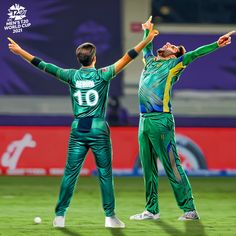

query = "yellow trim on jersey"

[
  {"left": 163, "top": 62, "right": 185, "bottom": 112},
  {"left": 142, "top": 57, "right": 146, "bottom": 65}
]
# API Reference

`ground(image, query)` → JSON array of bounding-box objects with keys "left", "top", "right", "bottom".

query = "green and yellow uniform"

[
  {"left": 139, "top": 30, "right": 219, "bottom": 214},
  {"left": 32, "top": 58, "right": 117, "bottom": 217}
]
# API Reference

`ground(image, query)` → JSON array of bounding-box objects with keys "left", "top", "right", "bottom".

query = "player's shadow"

[
  {"left": 59, "top": 228, "right": 83, "bottom": 236},
  {"left": 109, "top": 228, "right": 126, "bottom": 236},
  {"left": 153, "top": 220, "right": 206, "bottom": 236}
]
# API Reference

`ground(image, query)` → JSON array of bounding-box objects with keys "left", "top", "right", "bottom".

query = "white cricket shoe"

[
  {"left": 130, "top": 210, "right": 160, "bottom": 220},
  {"left": 105, "top": 215, "right": 125, "bottom": 228},
  {"left": 178, "top": 211, "right": 200, "bottom": 221},
  {"left": 53, "top": 216, "right": 65, "bottom": 228}
]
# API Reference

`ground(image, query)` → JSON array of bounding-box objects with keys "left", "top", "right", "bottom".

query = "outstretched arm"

[
  {"left": 183, "top": 30, "right": 235, "bottom": 66},
  {"left": 7, "top": 37, "right": 71, "bottom": 83},
  {"left": 142, "top": 16, "right": 155, "bottom": 60},
  {"left": 8, "top": 37, "right": 34, "bottom": 62},
  {"left": 114, "top": 18, "right": 158, "bottom": 74}
]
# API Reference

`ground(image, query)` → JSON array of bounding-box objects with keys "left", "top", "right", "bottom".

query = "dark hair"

[
  {"left": 76, "top": 42, "right": 96, "bottom": 66},
  {"left": 175, "top": 45, "right": 186, "bottom": 58}
]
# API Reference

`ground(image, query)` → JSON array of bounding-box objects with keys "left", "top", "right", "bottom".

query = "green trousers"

[
  {"left": 139, "top": 112, "right": 196, "bottom": 214},
  {"left": 55, "top": 118, "right": 115, "bottom": 217}
]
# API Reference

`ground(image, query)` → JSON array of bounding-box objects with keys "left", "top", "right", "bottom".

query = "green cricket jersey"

[
  {"left": 32, "top": 59, "right": 116, "bottom": 118},
  {"left": 139, "top": 30, "right": 219, "bottom": 113}
]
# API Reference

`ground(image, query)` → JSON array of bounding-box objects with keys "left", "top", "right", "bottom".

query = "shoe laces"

[
  {"left": 143, "top": 211, "right": 153, "bottom": 216},
  {"left": 184, "top": 211, "right": 196, "bottom": 218},
  {"left": 111, "top": 216, "right": 121, "bottom": 223}
]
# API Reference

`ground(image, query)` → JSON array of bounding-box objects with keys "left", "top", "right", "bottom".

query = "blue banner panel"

[{"left": 0, "top": 0, "right": 122, "bottom": 95}]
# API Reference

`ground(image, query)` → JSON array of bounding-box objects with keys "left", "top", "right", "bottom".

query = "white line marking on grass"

[{"left": 2, "top": 195, "right": 15, "bottom": 199}]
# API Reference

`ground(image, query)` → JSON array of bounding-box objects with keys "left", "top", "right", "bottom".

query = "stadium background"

[
  {"left": 0, "top": 1, "right": 236, "bottom": 235},
  {"left": 1, "top": 0, "right": 236, "bottom": 176}
]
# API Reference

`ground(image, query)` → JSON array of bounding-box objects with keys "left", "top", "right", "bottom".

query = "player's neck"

[
  {"left": 157, "top": 55, "right": 176, "bottom": 61},
  {"left": 82, "top": 63, "right": 96, "bottom": 69},
  {"left": 82, "top": 65, "right": 95, "bottom": 69}
]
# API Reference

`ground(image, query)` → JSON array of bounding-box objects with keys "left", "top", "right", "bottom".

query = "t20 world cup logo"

[
  {"left": 4, "top": 4, "right": 31, "bottom": 34},
  {"left": 8, "top": 4, "right": 27, "bottom": 21}
]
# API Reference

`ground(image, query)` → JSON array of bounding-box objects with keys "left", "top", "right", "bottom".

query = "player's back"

[{"left": 69, "top": 66, "right": 114, "bottom": 119}]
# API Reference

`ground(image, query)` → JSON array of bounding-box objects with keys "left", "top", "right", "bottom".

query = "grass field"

[{"left": 0, "top": 176, "right": 236, "bottom": 236}]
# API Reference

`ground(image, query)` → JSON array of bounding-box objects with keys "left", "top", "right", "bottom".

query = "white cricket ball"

[{"left": 34, "top": 217, "right": 42, "bottom": 224}]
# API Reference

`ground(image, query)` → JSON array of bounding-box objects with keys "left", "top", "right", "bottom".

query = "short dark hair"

[
  {"left": 175, "top": 45, "right": 186, "bottom": 58},
  {"left": 76, "top": 42, "right": 96, "bottom": 66}
]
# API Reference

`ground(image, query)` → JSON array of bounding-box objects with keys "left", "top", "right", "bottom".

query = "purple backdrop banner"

[
  {"left": 1, "top": 1, "right": 235, "bottom": 94},
  {"left": 0, "top": 0, "right": 122, "bottom": 95},
  {"left": 152, "top": 34, "right": 236, "bottom": 90}
]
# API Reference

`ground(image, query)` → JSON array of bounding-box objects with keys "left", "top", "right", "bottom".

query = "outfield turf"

[{"left": 0, "top": 176, "right": 236, "bottom": 236}]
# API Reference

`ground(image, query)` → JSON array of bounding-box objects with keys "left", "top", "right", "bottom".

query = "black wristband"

[
  {"left": 127, "top": 49, "right": 139, "bottom": 59},
  {"left": 31, "top": 57, "right": 42, "bottom": 66}
]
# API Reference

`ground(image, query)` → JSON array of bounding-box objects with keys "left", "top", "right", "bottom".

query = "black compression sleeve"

[
  {"left": 31, "top": 57, "right": 42, "bottom": 67},
  {"left": 127, "top": 49, "right": 139, "bottom": 59}
]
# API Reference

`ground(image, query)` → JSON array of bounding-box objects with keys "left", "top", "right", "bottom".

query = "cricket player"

[
  {"left": 130, "top": 17, "right": 235, "bottom": 221},
  {"left": 8, "top": 22, "right": 158, "bottom": 228}
]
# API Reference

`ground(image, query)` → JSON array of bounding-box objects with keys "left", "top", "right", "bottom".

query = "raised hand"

[
  {"left": 8, "top": 37, "right": 23, "bottom": 55},
  {"left": 146, "top": 26, "right": 159, "bottom": 41},
  {"left": 142, "top": 16, "right": 159, "bottom": 41},
  {"left": 7, "top": 37, "right": 34, "bottom": 62},
  {"left": 142, "top": 16, "right": 153, "bottom": 31},
  {"left": 217, "top": 30, "right": 235, "bottom": 47}
]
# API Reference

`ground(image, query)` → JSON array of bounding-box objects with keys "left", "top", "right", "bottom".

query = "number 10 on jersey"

[{"left": 74, "top": 89, "right": 99, "bottom": 106}]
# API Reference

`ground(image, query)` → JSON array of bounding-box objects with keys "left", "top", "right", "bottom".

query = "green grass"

[{"left": 0, "top": 176, "right": 236, "bottom": 236}]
